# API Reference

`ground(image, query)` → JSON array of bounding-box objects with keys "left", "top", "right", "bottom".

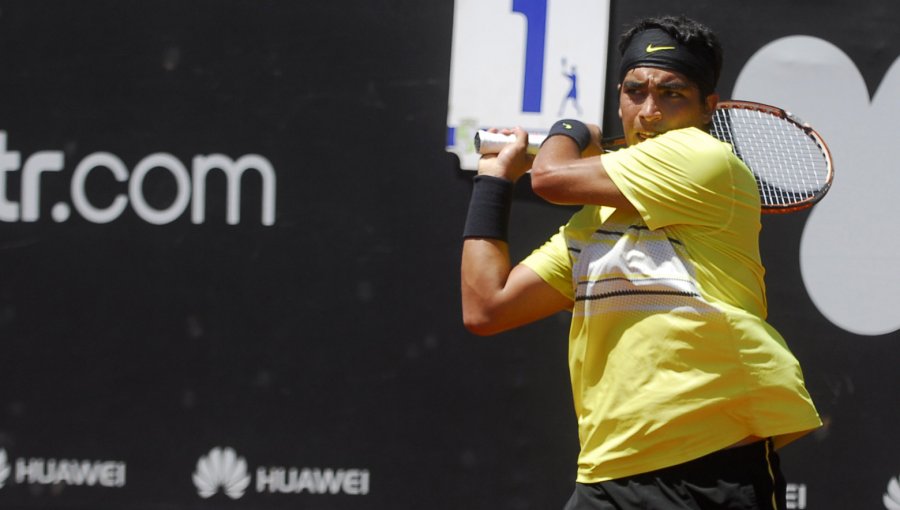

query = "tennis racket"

[{"left": 474, "top": 100, "right": 834, "bottom": 214}]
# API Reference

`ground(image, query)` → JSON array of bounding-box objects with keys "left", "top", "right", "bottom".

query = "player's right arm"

[
  {"left": 461, "top": 128, "right": 571, "bottom": 336},
  {"left": 530, "top": 123, "right": 635, "bottom": 211}
]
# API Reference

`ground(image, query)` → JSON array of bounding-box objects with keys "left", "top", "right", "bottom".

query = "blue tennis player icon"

[{"left": 559, "top": 58, "right": 582, "bottom": 116}]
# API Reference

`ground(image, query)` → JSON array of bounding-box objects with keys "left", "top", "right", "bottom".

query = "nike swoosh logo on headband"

[{"left": 646, "top": 43, "right": 676, "bottom": 53}]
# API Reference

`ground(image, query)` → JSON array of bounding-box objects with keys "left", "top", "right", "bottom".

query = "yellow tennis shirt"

[{"left": 522, "top": 127, "right": 822, "bottom": 483}]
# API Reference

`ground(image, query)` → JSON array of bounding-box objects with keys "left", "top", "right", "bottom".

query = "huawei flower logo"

[
  {"left": 0, "top": 449, "right": 10, "bottom": 488},
  {"left": 192, "top": 447, "right": 251, "bottom": 499}
]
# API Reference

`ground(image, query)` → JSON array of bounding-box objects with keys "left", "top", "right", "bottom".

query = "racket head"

[{"left": 710, "top": 100, "right": 834, "bottom": 214}]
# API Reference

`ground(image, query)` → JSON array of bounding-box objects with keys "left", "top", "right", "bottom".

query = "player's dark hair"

[{"left": 619, "top": 15, "right": 723, "bottom": 98}]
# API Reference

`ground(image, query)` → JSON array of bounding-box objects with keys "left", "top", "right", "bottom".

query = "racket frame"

[{"left": 710, "top": 100, "right": 834, "bottom": 213}]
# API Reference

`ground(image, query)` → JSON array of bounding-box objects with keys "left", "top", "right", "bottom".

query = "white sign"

[{"left": 446, "top": 0, "right": 611, "bottom": 169}]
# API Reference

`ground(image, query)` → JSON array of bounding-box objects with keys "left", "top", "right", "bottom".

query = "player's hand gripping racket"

[{"left": 474, "top": 100, "right": 834, "bottom": 214}]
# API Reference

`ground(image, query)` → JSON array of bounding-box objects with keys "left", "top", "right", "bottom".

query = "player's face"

[{"left": 618, "top": 66, "right": 718, "bottom": 146}]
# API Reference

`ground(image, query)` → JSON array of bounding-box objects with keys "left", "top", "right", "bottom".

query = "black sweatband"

[
  {"left": 543, "top": 119, "right": 591, "bottom": 151},
  {"left": 463, "top": 175, "right": 514, "bottom": 241},
  {"left": 619, "top": 28, "right": 717, "bottom": 95}
]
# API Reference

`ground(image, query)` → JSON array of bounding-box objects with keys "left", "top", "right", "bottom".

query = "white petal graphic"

[
  {"left": 0, "top": 449, "right": 9, "bottom": 488},
  {"left": 734, "top": 36, "right": 900, "bottom": 336},
  {"left": 193, "top": 453, "right": 219, "bottom": 498},
  {"left": 193, "top": 472, "right": 217, "bottom": 498},
  {"left": 886, "top": 496, "right": 900, "bottom": 510},
  {"left": 224, "top": 462, "right": 251, "bottom": 499},
  {"left": 886, "top": 481, "right": 900, "bottom": 510}
]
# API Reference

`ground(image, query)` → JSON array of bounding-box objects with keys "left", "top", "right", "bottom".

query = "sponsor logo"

[
  {"left": 0, "top": 448, "right": 126, "bottom": 489},
  {"left": 193, "top": 447, "right": 251, "bottom": 499},
  {"left": 885, "top": 473, "right": 900, "bottom": 510},
  {"left": 0, "top": 130, "right": 276, "bottom": 226},
  {"left": 255, "top": 465, "right": 370, "bottom": 495},
  {"left": 645, "top": 43, "right": 675, "bottom": 53},
  {"left": 192, "top": 446, "right": 369, "bottom": 499},
  {"left": 786, "top": 483, "right": 807, "bottom": 509}
]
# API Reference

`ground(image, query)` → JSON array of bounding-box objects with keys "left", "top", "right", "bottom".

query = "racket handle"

[
  {"left": 474, "top": 130, "right": 546, "bottom": 155},
  {"left": 474, "top": 130, "right": 626, "bottom": 155}
]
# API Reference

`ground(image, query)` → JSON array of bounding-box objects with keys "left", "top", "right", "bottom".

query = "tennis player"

[{"left": 461, "top": 15, "right": 821, "bottom": 509}]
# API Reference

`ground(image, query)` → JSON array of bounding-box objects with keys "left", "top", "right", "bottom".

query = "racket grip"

[{"left": 474, "top": 130, "right": 546, "bottom": 155}]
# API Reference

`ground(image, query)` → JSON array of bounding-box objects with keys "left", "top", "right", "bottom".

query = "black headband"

[{"left": 619, "top": 28, "right": 717, "bottom": 94}]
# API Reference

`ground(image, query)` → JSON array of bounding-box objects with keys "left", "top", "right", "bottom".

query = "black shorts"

[{"left": 564, "top": 439, "right": 786, "bottom": 510}]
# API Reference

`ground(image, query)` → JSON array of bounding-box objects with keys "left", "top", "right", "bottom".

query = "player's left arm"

[{"left": 530, "top": 125, "right": 636, "bottom": 212}]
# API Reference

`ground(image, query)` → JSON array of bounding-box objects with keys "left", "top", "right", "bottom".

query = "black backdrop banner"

[{"left": 0, "top": 1, "right": 898, "bottom": 509}]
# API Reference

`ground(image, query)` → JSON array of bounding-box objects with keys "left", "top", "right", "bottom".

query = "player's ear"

[{"left": 703, "top": 92, "right": 719, "bottom": 123}]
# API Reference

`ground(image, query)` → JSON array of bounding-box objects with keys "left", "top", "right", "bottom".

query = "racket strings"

[{"left": 711, "top": 108, "right": 829, "bottom": 209}]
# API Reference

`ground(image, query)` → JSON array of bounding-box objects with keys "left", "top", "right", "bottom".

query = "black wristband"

[
  {"left": 543, "top": 119, "right": 591, "bottom": 151},
  {"left": 463, "top": 175, "right": 514, "bottom": 241}
]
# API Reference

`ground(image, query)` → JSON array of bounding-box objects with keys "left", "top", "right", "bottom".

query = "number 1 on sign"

[{"left": 512, "top": 0, "right": 547, "bottom": 113}]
